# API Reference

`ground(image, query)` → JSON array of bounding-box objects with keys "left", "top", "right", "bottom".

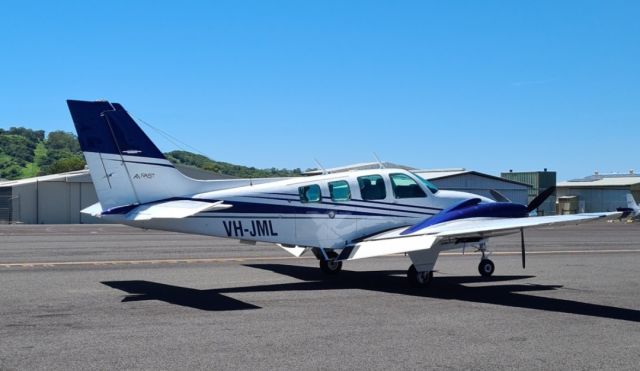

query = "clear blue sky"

[{"left": 1, "top": 1, "right": 638, "bottom": 180}]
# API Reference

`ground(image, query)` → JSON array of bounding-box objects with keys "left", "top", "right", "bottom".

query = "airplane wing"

[{"left": 338, "top": 212, "right": 620, "bottom": 261}]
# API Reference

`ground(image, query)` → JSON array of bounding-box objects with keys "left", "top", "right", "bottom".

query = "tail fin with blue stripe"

[{"left": 67, "top": 100, "right": 196, "bottom": 211}]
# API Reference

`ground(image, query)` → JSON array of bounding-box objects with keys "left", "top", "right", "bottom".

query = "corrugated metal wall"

[
  {"left": 0, "top": 187, "right": 12, "bottom": 223},
  {"left": 8, "top": 179, "right": 100, "bottom": 224},
  {"left": 556, "top": 187, "right": 634, "bottom": 212}
]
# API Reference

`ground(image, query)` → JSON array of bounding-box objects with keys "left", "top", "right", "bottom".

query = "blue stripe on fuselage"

[
  {"left": 101, "top": 197, "right": 415, "bottom": 218},
  {"left": 262, "top": 193, "right": 442, "bottom": 212},
  {"left": 240, "top": 195, "right": 435, "bottom": 217}
]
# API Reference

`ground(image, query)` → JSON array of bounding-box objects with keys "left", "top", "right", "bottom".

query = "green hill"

[
  {"left": 165, "top": 150, "right": 302, "bottom": 178},
  {"left": 0, "top": 127, "right": 302, "bottom": 180},
  {"left": 0, "top": 127, "right": 85, "bottom": 180}
]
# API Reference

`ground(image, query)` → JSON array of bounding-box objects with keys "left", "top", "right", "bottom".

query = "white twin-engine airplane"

[{"left": 67, "top": 100, "right": 620, "bottom": 287}]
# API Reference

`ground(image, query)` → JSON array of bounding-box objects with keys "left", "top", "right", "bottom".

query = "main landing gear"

[
  {"left": 319, "top": 251, "right": 342, "bottom": 274},
  {"left": 477, "top": 242, "right": 495, "bottom": 277},
  {"left": 407, "top": 264, "right": 433, "bottom": 288}
]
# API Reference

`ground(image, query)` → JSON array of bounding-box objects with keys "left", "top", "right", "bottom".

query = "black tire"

[
  {"left": 407, "top": 264, "right": 433, "bottom": 288},
  {"left": 478, "top": 259, "right": 495, "bottom": 277},
  {"left": 319, "top": 251, "right": 342, "bottom": 274}
]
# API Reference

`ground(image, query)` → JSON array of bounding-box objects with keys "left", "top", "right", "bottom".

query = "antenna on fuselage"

[
  {"left": 373, "top": 152, "right": 385, "bottom": 169},
  {"left": 314, "top": 159, "right": 328, "bottom": 175}
]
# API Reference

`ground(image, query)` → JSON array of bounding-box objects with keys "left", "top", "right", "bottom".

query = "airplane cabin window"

[
  {"left": 299, "top": 184, "right": 322, "bottom": 203},
  {"left": 390, "top": 173, "right": 427, "bottom": 198},
  {"left": 357, "top": 175, "right": 387, "bottom": 200},
  {"left": 329, "top": 180, "right": 351, "bottom": 202}
]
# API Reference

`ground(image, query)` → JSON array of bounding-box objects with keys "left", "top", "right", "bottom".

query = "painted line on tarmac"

[{"left": 1, "top": 249, "right": 640, "bottom": 268}]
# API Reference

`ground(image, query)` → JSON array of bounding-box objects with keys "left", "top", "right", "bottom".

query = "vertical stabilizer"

[
  {"left": 67, "top": 100, "right": 195, "bottom": 210},
  {"left": 626, "top": 193, "right": 640, "bottom": 216}
]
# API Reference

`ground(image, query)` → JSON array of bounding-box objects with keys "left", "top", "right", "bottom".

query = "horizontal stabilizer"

[
  {"left": 125, "top": 200, "right": 232, "bottom": 220},
  {"left": 81, "top": 202, "right": 104, "bottom": 217}
]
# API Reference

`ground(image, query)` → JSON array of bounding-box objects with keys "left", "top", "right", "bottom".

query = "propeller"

[
  {"left": 520, "top": 228, "right": 525, "bottom": 269},
  {"left": 527, "top": 186, "right": 556, "bottom": 213},
  {"left": 519, "top": 186, "right": 556, "bottom": 268}
]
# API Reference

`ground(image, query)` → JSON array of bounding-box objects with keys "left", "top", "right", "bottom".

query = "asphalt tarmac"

[{"left": 1, "top": 222, "right": 639, "bottom": 370}]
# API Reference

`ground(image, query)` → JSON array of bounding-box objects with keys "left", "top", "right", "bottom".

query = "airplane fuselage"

[{"left": 105, "top": 169, "right": 489, "bottom": 249}]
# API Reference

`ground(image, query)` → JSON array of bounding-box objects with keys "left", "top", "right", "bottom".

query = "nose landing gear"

[
  {"left": 476, "top": 242, "right": 495, "bottom": 277},
  {"left": 478, "top": 259, "right": 495, "bottom": 277}
]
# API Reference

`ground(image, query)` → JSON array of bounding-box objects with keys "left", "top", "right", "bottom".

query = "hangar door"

[
  {"left": 36, "top": 181, "right": 100, "bottom": 224},
  {"left": 37, "top": 182, "right": 74, "bottom": 224}
]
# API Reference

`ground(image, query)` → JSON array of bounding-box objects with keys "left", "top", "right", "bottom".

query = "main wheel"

[
  {"left": 407, "top": 264, "right": 433, "bottom": 288},
  {"left": 319, "top": 251, "right": 342, "bottom": 274},
  {"left": 478, "top": 259, "right": 495, "bottom": 277}
]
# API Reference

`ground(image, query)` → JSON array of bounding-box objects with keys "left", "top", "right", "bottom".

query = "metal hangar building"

[
  {"left": 556, "top": 172, "right": 640, "bottom": 213},
  {"left": 415, "top": 168, "right": 530, "bottom": 206}
]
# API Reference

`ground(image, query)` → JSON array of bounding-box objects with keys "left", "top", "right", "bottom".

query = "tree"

[
  {"left": 45, "top": 131, "right": 81, "bottom": 153},
  {"left": 47, "top": 156, "right": 86, "bottom": 174},
  {"left": 0, "top": 155, "right": 22, "bottom": 180}
]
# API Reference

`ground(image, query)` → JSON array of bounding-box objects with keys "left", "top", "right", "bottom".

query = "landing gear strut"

[
  {"left": 477, "top": 242, "right": 495, "bottom": 277},
  {"left": 407, "top": 264, "right": 433, "bottom": 287},
  {"left": 319, "top": 251, "right": 342, "bottom": 274}
]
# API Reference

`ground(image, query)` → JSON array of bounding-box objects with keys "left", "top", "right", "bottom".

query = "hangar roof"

[
  {"left": 303, "top": 162, "right": 415, "bottom": 175},
  {"left": 0, "top": 164, "right": 235, "bottom": 188},
  {"left": 303, "top": 164, "right": 529, "bottom": 187},
  {"left": 0, "top": 170, "right": 91, "bottom": 187},
  {"left": 414, "top": 168, "right": 531, "bottom": 187},
  {"left": 558, "top": 174, "right": 640, "bottom": 188}
]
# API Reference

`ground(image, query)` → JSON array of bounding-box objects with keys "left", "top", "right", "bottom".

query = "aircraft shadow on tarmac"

[{"left": 102, "top": 264, "right": 640, "bottom": 323}]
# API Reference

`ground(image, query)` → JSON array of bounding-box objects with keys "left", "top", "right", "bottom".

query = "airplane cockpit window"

[
  {"left": 390, "top": 173, "right": 427, "bottom": 198},
  {"left": 358, "top": 175, "right": 387, "bottom": 200},
  {"left": 329, "top": 180, "right": 351, "bottom": 202},
  {"left": 299, "top": 184, "right": 321, "bottom": 203},
  {"left": 411, "top": 172, "right": 439, "bottom": 194}
]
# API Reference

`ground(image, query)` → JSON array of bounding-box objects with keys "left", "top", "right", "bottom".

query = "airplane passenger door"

[
  {"left": 355, "top": 174, "right": 397, "bottom": 240},
  {"left": 324, "top": 180, "right": 358, "bottom": 249}
]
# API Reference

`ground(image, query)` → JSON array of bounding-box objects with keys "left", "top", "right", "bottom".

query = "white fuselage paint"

[{"left": 97, "top": 163, "right": 491, "bottom": 250}]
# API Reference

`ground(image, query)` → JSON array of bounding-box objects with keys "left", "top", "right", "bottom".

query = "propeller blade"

[
  {"left": 527, "top": 186, "right": 556, "bottom": 213},
  {"left": 490, "top": 189, "right": 512, "bottom": 203},
  {"left": 520, "top": 228, "right": 526, "bottom": 269}
]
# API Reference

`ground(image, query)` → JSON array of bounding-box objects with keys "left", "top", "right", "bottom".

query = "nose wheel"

[
  {"left": 476, "top": 241, "right": 495, "bottom": 277},
  {"left": 478, "top": 259, "right": 495, "bottom": 277},
  {"left": 407, "top": 264, "right": 433, "bottom": 287}
]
